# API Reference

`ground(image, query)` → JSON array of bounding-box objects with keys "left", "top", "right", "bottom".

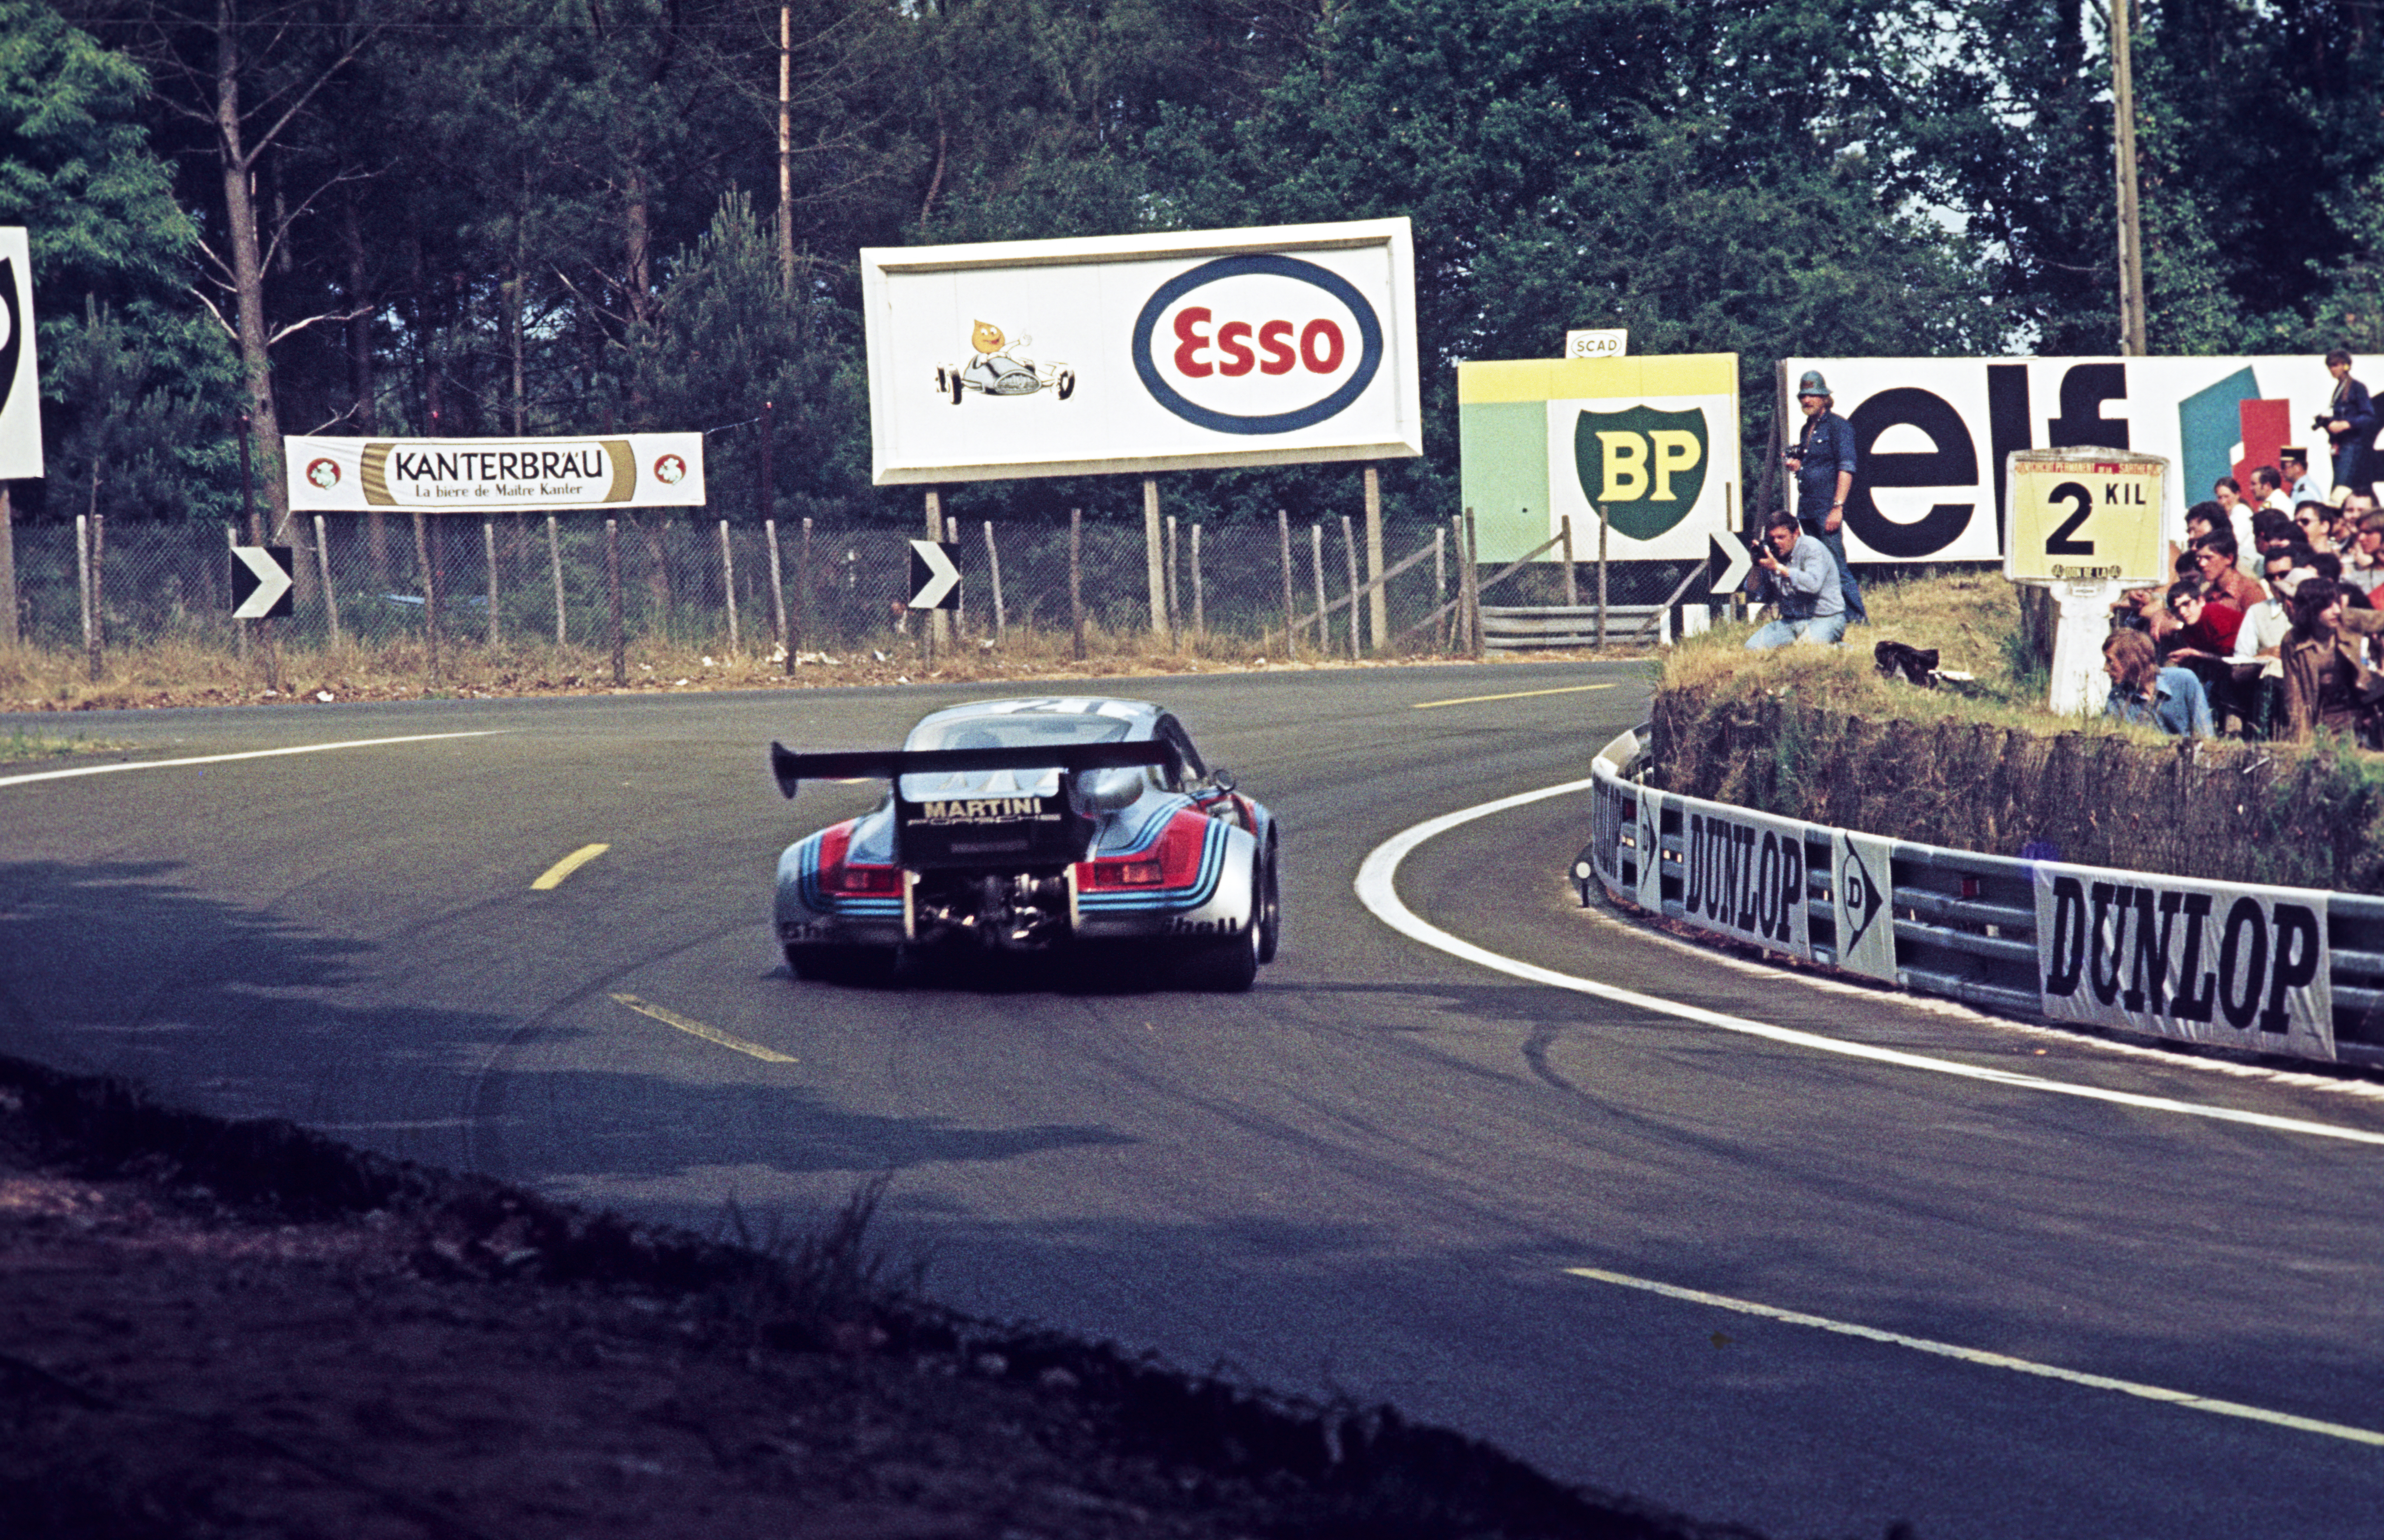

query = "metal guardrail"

[{"left": 1581, "top": 724, "right": 2384, "bottom": 1070}]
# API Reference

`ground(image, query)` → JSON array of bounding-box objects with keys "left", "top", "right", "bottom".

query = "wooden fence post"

[
  {"left": 946, "top": 514, "right": 964, "bottom": 636},
  {"left": 718, "top": 518, "right": 739, "bottom": 654},
  {"left": 1165, "top": 513, "right": 1180, "bottom": 648},
  {"left": 1596, "top": 499, "right": 1610, "bottom": 648},
  {"left": 316, "top": 514, "right": 340, "bottom": 646},
  {"left": 0, "top": 484, "right": 15, "bottom": 648},
  {"left": 607, "top": 517, "right": 624, "bottom": 684},
  {"left": 1190, "top": 523, "right": 1205, "bottom": 642},
  {"left": 544, "top": 515, "right": 566, "bottom": 644},
  {"left": 984, "top": 520, "right": 1005, "bottom": 639},
  {"left": 766, "top": 517, "right": 787, "bottom": 665},
  {"left": 1560, "top": 513, "right": 1577, "bottom": 609},
  {"left": 1433, "top": 525, "right": 1446, "bottom": 652},
  {"left": 798, "top": 517, "right": 813, "bottom": 664},
  {"left": 484, "top": 520, "right": 501, "bottom": 648},
  {"left": 924, "top": 490, "right": 947, "bottom": 648},
  {"left": 76, "top": 515, "right": 95, "bottom": 681},
  {"left": 1309, "top": 523, "right": 1327, "bottom": 653},
  {"left": 1070, "top": 508, "right": 1085, "bottom": 660},
  {"left": 1277, "top": 508, "right": 1296, "bottom": 659},
  {"left": 229, "top": 523, "right": 248, "bottom": 665},
  {"left": 1463, "top": 506, "right": 1483, "bottom": 658},
  {"left": 415, "top": 510, "right": 441, "bottom": 681},
  {"left": 1340, "top": 513, "right": 1360, "bottom": 661}
]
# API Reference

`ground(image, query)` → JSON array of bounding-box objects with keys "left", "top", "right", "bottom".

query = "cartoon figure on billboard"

[{"left": 936, "top": 319, "right": 1075, "bottom": 404}]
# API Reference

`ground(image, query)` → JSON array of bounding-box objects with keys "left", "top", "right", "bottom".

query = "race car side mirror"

[
  {"left": 1208, "top": 768, "right": 1237, "bottom": 793},
  {"left": 1074, "top": 766, "right": 1143, "bottom": 813}
]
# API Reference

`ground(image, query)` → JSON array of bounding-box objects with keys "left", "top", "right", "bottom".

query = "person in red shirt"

[
  {"left": 2188, "top": 529, "right": 2268, "bottom": 612},
  {"left": 2163, "top": 579, "right": 2246, "bottom": 730}
]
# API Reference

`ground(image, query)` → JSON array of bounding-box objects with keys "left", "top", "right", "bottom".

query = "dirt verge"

[{"left": 0, "top": 1053, "right": 1769, "bottom": 1540}]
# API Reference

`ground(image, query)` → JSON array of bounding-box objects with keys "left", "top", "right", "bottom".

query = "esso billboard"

[{"left": 862, "top": 221, "right": 1421, "bottom": 483}]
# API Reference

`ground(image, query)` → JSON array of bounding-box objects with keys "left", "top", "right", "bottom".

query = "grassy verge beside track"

[{"left": 1662, "top": 575, "right": 2384, "bottom": 892}]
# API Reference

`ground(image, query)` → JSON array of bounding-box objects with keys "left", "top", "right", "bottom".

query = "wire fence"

[{"left": 0, "top": 510, "right": 1702, "bottom": 665}]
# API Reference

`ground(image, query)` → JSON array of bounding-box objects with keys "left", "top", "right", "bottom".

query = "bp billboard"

[{"left": 1457, "top": 355, "right": 1740, "bottom": 562}]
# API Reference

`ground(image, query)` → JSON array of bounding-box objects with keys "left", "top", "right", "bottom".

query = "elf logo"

[{"left": 1132, "top": 254, "right": 1383, "bottom": 435}]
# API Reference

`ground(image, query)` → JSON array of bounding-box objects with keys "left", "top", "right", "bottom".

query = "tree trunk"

[{"left": 215, "top": 1, "right": 292, "bottom": 548}]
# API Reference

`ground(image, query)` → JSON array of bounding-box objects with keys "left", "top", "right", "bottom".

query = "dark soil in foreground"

[{"left": 0, "top": 1053, "right": 1776, "bottom": 1540}]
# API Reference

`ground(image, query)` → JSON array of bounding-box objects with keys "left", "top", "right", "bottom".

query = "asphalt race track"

[{"left": 7, "top": 661, "right": 2384, "bottom": 1539}]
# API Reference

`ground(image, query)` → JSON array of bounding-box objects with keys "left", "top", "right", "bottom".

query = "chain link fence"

[{"left": 1, "top": 511, "right": 1702, "bottom": 665}]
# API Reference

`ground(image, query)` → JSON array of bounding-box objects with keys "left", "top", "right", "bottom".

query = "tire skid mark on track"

[{"left": 1357, "top": 778, "right": 2384, "bottom": 1149}]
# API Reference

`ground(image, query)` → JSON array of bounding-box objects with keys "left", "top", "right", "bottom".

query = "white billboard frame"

[
  {"left": 861, "top": 220, "right": 1422, "bottom": 484},
  {"left": 0, "top": 227, "right": 42, "bottom": 480}
]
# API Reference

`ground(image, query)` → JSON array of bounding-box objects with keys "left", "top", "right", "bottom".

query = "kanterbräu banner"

[{"left": 285, "top": 433, "right": 706, "bottom": 512}]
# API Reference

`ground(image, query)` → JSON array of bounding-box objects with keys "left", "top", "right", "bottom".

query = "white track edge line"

[
  {"left": 1562, "top": 1267, "right": 2384, "bottom": 1448},
  {"left": 1353, "top": 778, "right": 2384, "bottom": 1148},
  {"left": 0, "top": 731, "right": 505, "bottom": 787}
]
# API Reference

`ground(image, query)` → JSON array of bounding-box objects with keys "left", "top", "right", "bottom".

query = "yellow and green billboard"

[{"left": 1457, "top": 355, "right": 1739, "bottom": 562}]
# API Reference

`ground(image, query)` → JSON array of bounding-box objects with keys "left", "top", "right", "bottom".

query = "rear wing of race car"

[{"left": 769, "top": 739, "right": 1180, "bottom": 800}]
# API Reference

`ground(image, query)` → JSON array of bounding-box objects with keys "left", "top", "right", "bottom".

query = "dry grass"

[
  {"left": 1669, "top": 571, "right": 2168, "bottom": 745},
  {"left": 0, "top": 622, "right": 1650, "bottom": 714},
  {"left": 0, "top": 726, "right": 125, "bottom": 763}
]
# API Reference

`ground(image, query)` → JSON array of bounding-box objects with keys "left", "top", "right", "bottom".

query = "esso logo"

[{"left": 1132, "top": 254, "right": 1383, "bottom": 435}]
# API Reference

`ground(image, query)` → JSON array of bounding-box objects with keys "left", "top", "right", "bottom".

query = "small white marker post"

[{"left": 2003, "top": 447, "right": 2169, "bottom": 719}]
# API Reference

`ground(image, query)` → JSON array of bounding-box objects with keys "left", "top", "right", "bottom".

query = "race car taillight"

[
  {"left": 1080, "top": 858, "right": 1164, "bottom": 889},
  {"left": 824, "top": 863, "right": 902, "bottom": 895}
]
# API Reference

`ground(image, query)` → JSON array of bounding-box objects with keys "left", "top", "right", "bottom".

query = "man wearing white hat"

[{"left": 1782, "top": 369, "right": 1865, "bottom": 625}]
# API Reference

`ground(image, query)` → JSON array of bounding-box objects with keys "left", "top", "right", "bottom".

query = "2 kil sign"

[
  {"left": 2032, "top": 862, "right": 2334, "bottom": 1060},
  {"left": 863, "top": 220, "right": 1422, "bottom": 483}
]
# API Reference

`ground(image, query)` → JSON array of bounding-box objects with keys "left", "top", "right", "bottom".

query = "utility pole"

[
  {"left": 2112, "top": 0, "right": 2148, "bottom": 355},
  {"left": 777, "top": 3, "right": 795, "bottom": 298}
]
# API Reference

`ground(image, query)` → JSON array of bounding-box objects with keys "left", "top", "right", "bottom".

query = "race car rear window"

[{"left": 904, "top": 714, "right": 1133, "bottom": 751}]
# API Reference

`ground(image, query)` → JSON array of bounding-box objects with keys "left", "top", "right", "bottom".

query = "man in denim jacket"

[
  {"left": 1744, "top": 510, "right": 1846, "bottom": 650},
  {"left": 1783, "top": 369, "right": 1865, "bottom": 624}
]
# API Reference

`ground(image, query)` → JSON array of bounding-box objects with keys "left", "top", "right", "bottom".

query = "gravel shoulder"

[{"left": 0, "top": 1054, "right": 1759, "bottom": 1540}]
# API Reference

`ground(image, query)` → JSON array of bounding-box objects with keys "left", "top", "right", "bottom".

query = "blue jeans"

[
  {"left": 1800, "top": 516, "right": 1865, "bottom": 624},
  {"left": 1746, "top": 611, "right": 1848, "bottom": 651}
]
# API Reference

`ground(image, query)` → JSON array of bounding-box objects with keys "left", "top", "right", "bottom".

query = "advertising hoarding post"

[
  {"left": 316, "top": 516, "right": 340, "bottom": 645},
  {"left": 1165, "top": 513, "right": 1180, "bottom": 646},
  {"left": 412, "top": 511, "right": 438, "bottom": 682},
  {"left": 1143, "top": 480, "right": 1166, "bottom": 639},
  {"left": 1597, "top": 499, "right": 1610, "bottom": 648},
  {"left": 1364, "top": 466, "right": 1386, "bottom": 648},
  {"left": 1463, "top": 507, "right": 1483, "bottom": 656},
  {"left": 485, "top": 522, "right": 501, "bottom": 647},
  {"left": 1069, "top": 508, "right": 1085, "bottom": 660},
  {"left": 1558, "top": 513, "right": 1575, "bottom": 608},
  {"left": 984, "top": 520, "right": 1005, "bottom": 639},
  {"left": 923, "top": 490, "right": 946, "bottom": 648},
  {"left": 765, "top": 519, "right": 786, "bottom": 666},
  {"left": 718, "top": 519, "right": 739, "bottom": 654},
  {"left": 76, "top": 515, "right": 93, "bottom": 680},
  {"left": 0, "top": 484, "right": 14, "bottom": 647},
  {"left": 1190, "top": 523, "right": 1205, "bottom": 639}
]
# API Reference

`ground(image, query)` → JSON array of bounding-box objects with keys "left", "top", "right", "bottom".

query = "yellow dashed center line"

[
  {"left": 530, "top": 843, "right": 610, "bottom": 889},
  {"left": 610, "top": 994, "right": 798, "bottom": 1064},
  {"left": 1410, "top": 682, "right": 1618, "bottom": 710}
]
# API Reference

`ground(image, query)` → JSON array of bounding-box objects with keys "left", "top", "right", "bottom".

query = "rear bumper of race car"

[{"left": 776, "top": 824, "right": 1255, "bottom": 954}]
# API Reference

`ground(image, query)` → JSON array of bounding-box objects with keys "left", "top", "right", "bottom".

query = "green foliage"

[{"left": 0, "top": 0, "right": 235, "bottom": 520}]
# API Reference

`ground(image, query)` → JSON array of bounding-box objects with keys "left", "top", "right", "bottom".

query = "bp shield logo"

[{"left": 1573, "top": 405, "right": 1709, "bottom": 542}]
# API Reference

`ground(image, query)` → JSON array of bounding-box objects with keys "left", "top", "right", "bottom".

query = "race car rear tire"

[
  {"left": 1177, "top": 876, "right": 1261, "bottom": 992},
  {"left": 786, "top": 943, "right": 899, "bottom": 987},
  {"left": 1255, "top": 841, "right": 1282, "bottom": 964}
]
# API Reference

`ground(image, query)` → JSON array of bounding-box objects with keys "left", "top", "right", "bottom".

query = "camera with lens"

[{"left": 2314, "top": 411, "right": 2335, "bottom": 433}]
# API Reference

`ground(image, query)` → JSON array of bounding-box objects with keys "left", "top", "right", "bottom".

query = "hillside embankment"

[{"left": 1657, "top": 575, "right": 2384, "bottom": 894}]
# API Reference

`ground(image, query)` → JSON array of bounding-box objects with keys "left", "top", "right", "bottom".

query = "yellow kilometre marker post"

[
  {"left": 610, "top": 994, "right": 798, "bottom": 1064},
  {"left": 531, "top": 843, "right": 610, "bottom": 889}
]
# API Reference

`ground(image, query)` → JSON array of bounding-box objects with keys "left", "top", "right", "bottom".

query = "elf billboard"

[
  {"left": 1779, "top": 355, "right": 2372, "bottom": 563},
  {"left": 860, "top": 220, "right": 1422, "bottom": 484}
]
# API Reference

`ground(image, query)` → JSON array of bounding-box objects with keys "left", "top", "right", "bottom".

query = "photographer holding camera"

[{"left": 1782, "top": 369, "right": 1865, "bottom": 625}]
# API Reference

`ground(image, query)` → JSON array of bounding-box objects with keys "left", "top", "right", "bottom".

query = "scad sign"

[{"left": 860, "top": 220, "right": 1422, "bottom": 484}]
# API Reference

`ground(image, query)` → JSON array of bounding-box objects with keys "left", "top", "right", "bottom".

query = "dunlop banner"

[
  {"left": 2031, "top": 862, "right": 2333, "bottom": 1060},
  {"left": 1676, "top": 803, "right": 1813, "bottom": 961},
  {"left": 285, "top": 433, "right": 706, "bottom": 512}
]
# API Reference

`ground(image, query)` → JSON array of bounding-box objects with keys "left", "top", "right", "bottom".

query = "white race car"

[{"left": 771, "top": 698, "right": 1281, "bottom": 990}]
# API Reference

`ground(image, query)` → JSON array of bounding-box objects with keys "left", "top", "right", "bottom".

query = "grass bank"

[{"left": 1657, "top": 574, "right": 2384, "bottom": 893}]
